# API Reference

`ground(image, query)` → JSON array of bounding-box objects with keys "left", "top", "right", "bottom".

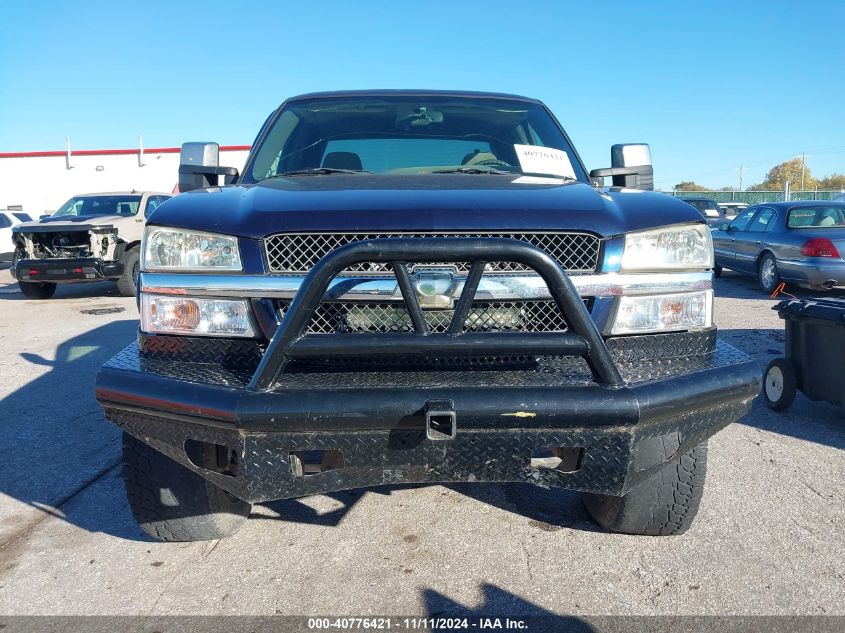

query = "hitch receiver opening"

[{"left": 425, "top": 400, "right": 456, "bottom": 441}]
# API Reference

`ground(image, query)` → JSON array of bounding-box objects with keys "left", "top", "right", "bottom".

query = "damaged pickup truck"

[
  {"left": 11, "top": 191, "right": 170, "bottom": 298},
  {"left": 95, "top": 90, "right": 760, "bottom": 542}
]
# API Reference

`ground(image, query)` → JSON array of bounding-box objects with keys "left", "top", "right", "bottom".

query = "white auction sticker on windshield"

[
  {"left": 514, "top": 144, "right": 576, "bottom": 179},
  {"left": 511, "top": 175, "right": 567, "bottom": 185}
]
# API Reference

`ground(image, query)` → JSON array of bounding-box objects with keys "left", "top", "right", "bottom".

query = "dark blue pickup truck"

[{"left": 95, "top": 90, "right": 759, "bottom": 541}]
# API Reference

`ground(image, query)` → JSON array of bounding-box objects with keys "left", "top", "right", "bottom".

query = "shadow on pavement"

[
  {"left": 0, "top": 277, "right": 122, "bottom": 301},
  {"left": 424, "top": 584, "right": 595, "bottom": 631},
  {"left": 259, "top": 485, "right": 420, "bottom": 527},
  {"left": 257, "top": 482, "right": 596, "bottom": 533},
  {"left": 0, "top": 318, "right": 152, "bottom": 543},
  {"left": 445, "top": 483, "right": 599, "bottom": 532}
]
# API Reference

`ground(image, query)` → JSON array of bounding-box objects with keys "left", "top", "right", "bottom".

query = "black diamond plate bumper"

[{"left": 96, "top": 337, "right": 759, "bottom": 502}]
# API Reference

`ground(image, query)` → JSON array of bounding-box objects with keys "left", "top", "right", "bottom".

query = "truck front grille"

[
  {"left": 276, "top": 299, "right": 593, "bottom": 334},
  {"left": 264, "top": 232, "right": 601, "bottom": 275}
]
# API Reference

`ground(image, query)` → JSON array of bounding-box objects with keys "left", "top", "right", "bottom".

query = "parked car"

[
  {"left": 712, "top": 201, "right": 845, "bottom": 292},
  {"left": 717, "top": 201, "right": 748, "bottom": 220},
  {"left": 680, "top": 196, "right": 724, "bottom": 227},
  {"left": 10, "top": 191, "right": 170, "bottom": 298},
  {"left": 832, "top": 193, "right": 845, "bottom": 202},
  {"left": 94, "top": 90, "right": 757, "bottom": 542},
  {"left": 0, "top": 210, "right": 33, "bottom": 262}
]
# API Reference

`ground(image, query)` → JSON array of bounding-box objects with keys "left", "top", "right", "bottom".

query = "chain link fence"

[{"left": 664, "top": 190, "right": 843, "bottom": 204}]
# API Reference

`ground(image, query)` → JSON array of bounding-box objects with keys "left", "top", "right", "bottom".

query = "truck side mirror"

[
  {"left": 178, "top": 142, "right": 239, "bottom": 192},
  {"left": 589, "top": 143, "right": 654, "bottom": 191}
]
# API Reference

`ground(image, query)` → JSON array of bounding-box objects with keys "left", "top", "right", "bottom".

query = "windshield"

[
  {"left": 684, "top": 199, "right": 721, "bottom": 217},
  {"left": 53, "top": 195, "right": 142, "bottom": 218},
  {"left": 787, "top": 205, "right": 845, "bottom": 228},
  {"left": 244, "top": 95, "right": 587, "bottom": 182}
]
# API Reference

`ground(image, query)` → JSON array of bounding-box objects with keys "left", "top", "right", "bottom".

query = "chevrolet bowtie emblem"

[{"left": 413, "top": 270, "right": 458, "bottom": 310}]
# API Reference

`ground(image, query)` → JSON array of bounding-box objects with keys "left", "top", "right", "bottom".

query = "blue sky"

[{"left": 1, "top": 0, "right": 843, "bottom": 190}]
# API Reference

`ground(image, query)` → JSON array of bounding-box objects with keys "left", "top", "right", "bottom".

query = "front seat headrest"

[{"left": 322, "top": 152, "right": 363, "bottom": 171}]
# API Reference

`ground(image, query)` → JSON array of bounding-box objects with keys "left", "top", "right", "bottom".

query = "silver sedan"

[{"left": 712, "top": 201, "right": 845, "bottom": 293}]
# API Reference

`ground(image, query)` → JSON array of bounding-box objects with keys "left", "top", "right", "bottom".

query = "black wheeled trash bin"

[{"left": 763, "top": 297, "right": 845, "bottom": 411}]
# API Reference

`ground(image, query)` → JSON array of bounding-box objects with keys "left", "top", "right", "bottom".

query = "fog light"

[
  {"left": 610, "top": 290, "right": 712, "bottom": 335},
  {"left": 140, "top": 294, "right": 255, "bottom": 337}
]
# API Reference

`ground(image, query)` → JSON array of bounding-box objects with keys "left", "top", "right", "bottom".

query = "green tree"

[
  {"left": 818, "top": 173, "right": 845, "bottom": 190},
  {"left": 674, "top": 181, "right": 709, "bottom": 192},
  {"left": 752, "top": 158, "right": 818, "bottom": 191}
]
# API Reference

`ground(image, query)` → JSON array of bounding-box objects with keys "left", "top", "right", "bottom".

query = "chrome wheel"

[{"left": 759, "top": 254, "right": 779, "bottom": 292}]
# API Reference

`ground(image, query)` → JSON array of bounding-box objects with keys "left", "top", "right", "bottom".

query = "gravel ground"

[{"left": 0, "top": 268, "right": 842, "bottom": 617}]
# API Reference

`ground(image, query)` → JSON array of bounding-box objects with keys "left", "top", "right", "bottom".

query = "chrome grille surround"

[{"left": 264, "top": 232, "right": 601, "bottom": 275}]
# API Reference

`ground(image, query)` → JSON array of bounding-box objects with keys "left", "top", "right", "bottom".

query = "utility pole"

[
  {"left": 800, "top": 152, "right": 806, "bottom": 191},
  {"left": 65, "top": 136, "right": 73, "bottom": 170},
  {"left": 737, "top": 165, "right": 746, "bottom": 193}
]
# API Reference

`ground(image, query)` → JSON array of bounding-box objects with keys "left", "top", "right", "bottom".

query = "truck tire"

[
  {"left": 582, "top": 440, "right": 708, "bottom": 536},
  {"left": 122, "top": 432, "right": 252, "bottom": 542},
  {"left": 18, "top": 281, "right": 57, "bottom": 299},
  {"left": 116, "top": 248, "right": 140, "bottom": 297}
]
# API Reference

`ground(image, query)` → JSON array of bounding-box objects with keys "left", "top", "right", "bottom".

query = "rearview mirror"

[
  {"left": 178, "top": 142, "right": 239, "bottom": 193},
  {"left": 589, "top": 143, "right": 654, "bottom": 191}
]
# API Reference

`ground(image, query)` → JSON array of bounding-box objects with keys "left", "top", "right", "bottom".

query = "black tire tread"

[
  {"left": 122, "top": 432, "right": 251, "bottom": 542},
  {"left": 19, "top": 281, "right": 57, "bottom": 299},
  {"left": 582, "top": 439, "right": 707, "bottom": 536},
  {"left": 116, "top": 248, "right": 140, "bottom": 297}
]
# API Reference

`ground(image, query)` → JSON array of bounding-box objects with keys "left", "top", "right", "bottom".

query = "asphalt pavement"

[{"left": 0, "top": 268, "right": 842, "bottom": 616}]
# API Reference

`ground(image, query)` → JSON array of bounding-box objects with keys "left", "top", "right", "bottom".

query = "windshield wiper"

[
  {"left": 519, "top": 172, "right": 578, "bottom": 182},
  {"left": 430, "top": 167, "right": 514, "bottom": 175},
  {"left": 271, "top": 167, "right": 372, "bottom": 178}
]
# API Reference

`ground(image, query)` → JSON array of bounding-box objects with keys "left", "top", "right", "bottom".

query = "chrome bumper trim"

[{"left": 140, "top": 271, "right": 713, "bottom": 301}]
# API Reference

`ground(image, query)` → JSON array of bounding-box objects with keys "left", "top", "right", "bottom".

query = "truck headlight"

[
  {"left": 609, "top": 290, "right": 712, "bottom": 335},
  {"left": 140, "top": 294, "right": 255, "bottom": 337},
  {"left": 621, "top": 224, "right": 713, "bottom": 271},
  {"left": 142, "top": 227, "right": 241, "bottom": 272}
]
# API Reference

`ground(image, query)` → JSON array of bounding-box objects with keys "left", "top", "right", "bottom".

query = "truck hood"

[
  {"left": 151, "top": 174, "right": 703, "bottom": 239},
  {"left": 15, "top": 214, "right": 125, "bottom": 231}
]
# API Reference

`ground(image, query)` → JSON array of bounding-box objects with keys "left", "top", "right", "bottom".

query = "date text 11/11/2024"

[{"left": 306, "top": 617, "right": 528, "bottom": 630}]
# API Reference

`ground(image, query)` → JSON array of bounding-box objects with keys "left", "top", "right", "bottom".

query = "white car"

[
  {"left": 717, "top": 201, "right": 749, "bottom": 220},
  {"left": 11, "top": 191, "right": 170, "bottom": 298},
  {"left": 0, "top": 210, "right": 33, "bottom": 262}
]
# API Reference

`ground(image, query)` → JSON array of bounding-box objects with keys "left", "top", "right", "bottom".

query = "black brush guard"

[
  {"left": 250, "top": 238, "right": 622, "bottom": 390},
  {"left": 96, "top": 238, "right": 760, "bottom": 502}
]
